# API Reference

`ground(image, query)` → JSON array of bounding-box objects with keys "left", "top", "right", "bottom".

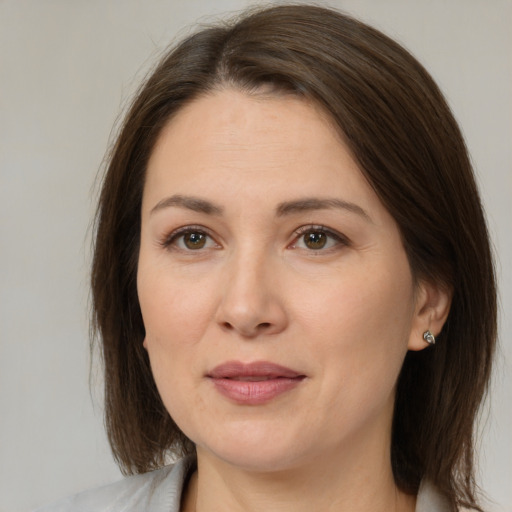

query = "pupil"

[
  {"left": 305, "top": 232, "right": 326, "bottom": 249},
  {"left": 185, "top": 233, "right": 206, "bottom": 249}
]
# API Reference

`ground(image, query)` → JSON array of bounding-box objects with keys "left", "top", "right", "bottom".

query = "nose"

[{"left": 215, "top": 252, "right": 288, "bottom": 338}]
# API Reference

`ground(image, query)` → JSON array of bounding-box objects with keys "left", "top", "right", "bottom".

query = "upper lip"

[{"left": 207, "top": 360, "right": 305, "bottom": 380}]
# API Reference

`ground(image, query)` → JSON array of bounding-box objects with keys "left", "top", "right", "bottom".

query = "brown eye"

[
  {"left": 183, "top": 232, "right": 207, "bottom": 249},
  {"left": 303, "top": 231, "right": 327, "bottom": 250},
  {"left": 291, "top": 226, "right": 347, "bottom": 252},
  {"left": 163, "top": 226, "right": 219, "bottom": 252}
]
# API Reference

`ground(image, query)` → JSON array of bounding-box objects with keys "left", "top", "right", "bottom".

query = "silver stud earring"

[{"left": 423, "top": 330, "right": 436, "bottom": 345}]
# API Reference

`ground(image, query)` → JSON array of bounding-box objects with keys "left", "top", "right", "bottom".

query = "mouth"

[{"left": 207, "top": 361, "right": 306, "bottom": 405}]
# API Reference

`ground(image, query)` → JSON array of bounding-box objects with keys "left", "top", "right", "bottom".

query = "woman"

[{"left": 38, "top": 4, "right": 496, "bottom": 512}]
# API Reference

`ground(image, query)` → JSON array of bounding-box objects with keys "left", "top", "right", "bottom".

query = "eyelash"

[
  {"left": 159, "top": 225, "right": 350, "bottom": 252},
  {"left": 160, "top": 225, "right": 218, "bottom": 251},
  {"left": 290, "top": 225, "right": 350, "bottom": 252}
]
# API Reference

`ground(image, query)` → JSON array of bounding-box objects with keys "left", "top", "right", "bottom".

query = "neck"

[{"left": 181, "top": 431, "right": 416, "bottom": 512}]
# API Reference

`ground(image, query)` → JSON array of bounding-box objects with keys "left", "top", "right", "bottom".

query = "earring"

[{"left": 423, "top": 330, "right": 436, "bottom": 345}]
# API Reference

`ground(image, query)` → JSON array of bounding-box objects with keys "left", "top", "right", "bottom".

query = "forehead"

[
  {"left": 143, "top": 89, "right": 383, "bottom": 220},
  {"left": 153, "top": 88, "right": 343, "bottom": 155}
]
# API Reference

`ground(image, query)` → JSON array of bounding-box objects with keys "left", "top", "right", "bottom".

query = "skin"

[{"left": 137, "top": 89, "right": 451, "bottom": 512}]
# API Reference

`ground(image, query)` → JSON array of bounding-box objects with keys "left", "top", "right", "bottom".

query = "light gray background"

[{"left": 1, "top": 1, "right": 510, "bottom": 511}]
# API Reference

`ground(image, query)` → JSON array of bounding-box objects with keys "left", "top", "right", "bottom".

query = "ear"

[
  {"left": 142, "top": 337, "right": 148, "bottom": 350},
  {"left": 408, "top": 280, "right": 452, "bottom": 351}
]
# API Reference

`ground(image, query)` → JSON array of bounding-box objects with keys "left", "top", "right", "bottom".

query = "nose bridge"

[{"left": 216, "top": 242, "right": 287, "bottom": 337}]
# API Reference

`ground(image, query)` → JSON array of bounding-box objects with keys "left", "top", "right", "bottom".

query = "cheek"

[
  {"left": 137, "top": 260, "right": 216, "bottom": 347},
  {"left": 137, "top": 266, "right": 214, "bottom": 435},
  {"left": 137, "top": 263, "right": 207, "bottom": 389},
  {"left": 299, "top": 258, "right": 414, "bottom": 341},
  {"left": 297, "top": 258, "right": 415, "bottom": 400}
]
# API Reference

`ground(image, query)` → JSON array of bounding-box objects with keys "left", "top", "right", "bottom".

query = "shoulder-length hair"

[{"left": 91, "top": 5, "right": 496, "bottom": 511}]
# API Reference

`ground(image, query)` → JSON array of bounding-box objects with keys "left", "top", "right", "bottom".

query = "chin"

[
  {"left": 206, "top": 445, "right": 303, "bottom": 473},
  {"left": 194, "top": 421, "right": 318, "bottom": 473}
]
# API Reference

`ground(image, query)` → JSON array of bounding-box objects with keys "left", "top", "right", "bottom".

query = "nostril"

[{"left": 257, "top": 322, "right": 271, "bottom": 330}]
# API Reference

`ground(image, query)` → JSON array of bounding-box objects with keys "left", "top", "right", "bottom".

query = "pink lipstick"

[{"left": 207, "top": 361, "right": 305, "bottom": 405}]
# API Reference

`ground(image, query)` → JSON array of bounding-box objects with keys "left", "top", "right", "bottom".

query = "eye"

[
  {"left": 181, "top": 232, "right": 209, "bottom": 250},
  {"left": 291, "top": 226, "right": 348, "bottom": 251},
  {"left": 162, "top": 227, "right": 219, "bottom": 251}
]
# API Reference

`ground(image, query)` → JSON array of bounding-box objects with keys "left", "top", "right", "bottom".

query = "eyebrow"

[
  {"left": 276, "top": 198, "right": 372, "bottom": 222},
  {"left": 150, "top": 194, "right": 371, "bottom": 222},
  {"left": 150, "top": 194, "right": 224, "bottom": 216}
]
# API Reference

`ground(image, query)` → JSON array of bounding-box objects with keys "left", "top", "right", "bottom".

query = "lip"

[{"left": 207, "top": 361, "right": 306, "bottom": 405}]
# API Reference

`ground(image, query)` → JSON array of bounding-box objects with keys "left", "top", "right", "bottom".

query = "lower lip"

[{"left": 210, "top": 377, "right": 304, "bottom": 405}]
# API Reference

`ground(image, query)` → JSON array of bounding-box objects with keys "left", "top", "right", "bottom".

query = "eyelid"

[
  {"left": 158, "top": 223, "right": 349, "bottom": 252},
  {"left": 160, "top": 225, "right": 220, "bottom": 250},
  {"left": 290, "top": 225, "right": 350, "bottom": 250}
]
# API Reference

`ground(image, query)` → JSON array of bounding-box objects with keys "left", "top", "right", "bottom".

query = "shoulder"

[
  {"left": 416, "top": 480, "right": 452, "bottom": 512},
  {"left": 34, "top": 456, "right": 195, "bottom": 512}
]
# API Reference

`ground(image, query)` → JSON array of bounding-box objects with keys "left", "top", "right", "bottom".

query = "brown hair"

[{"left": 91, "top": 5, "right": 496, "bottom": 510}]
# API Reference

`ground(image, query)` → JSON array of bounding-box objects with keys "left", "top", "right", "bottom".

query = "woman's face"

[{"left": 138, "top": 90, "right": 427, "bottom": 472}]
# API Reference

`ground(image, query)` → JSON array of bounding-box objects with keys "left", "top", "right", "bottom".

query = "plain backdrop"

[{"left": 1, "top": 1, "right": 510, "bottom": 511}]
